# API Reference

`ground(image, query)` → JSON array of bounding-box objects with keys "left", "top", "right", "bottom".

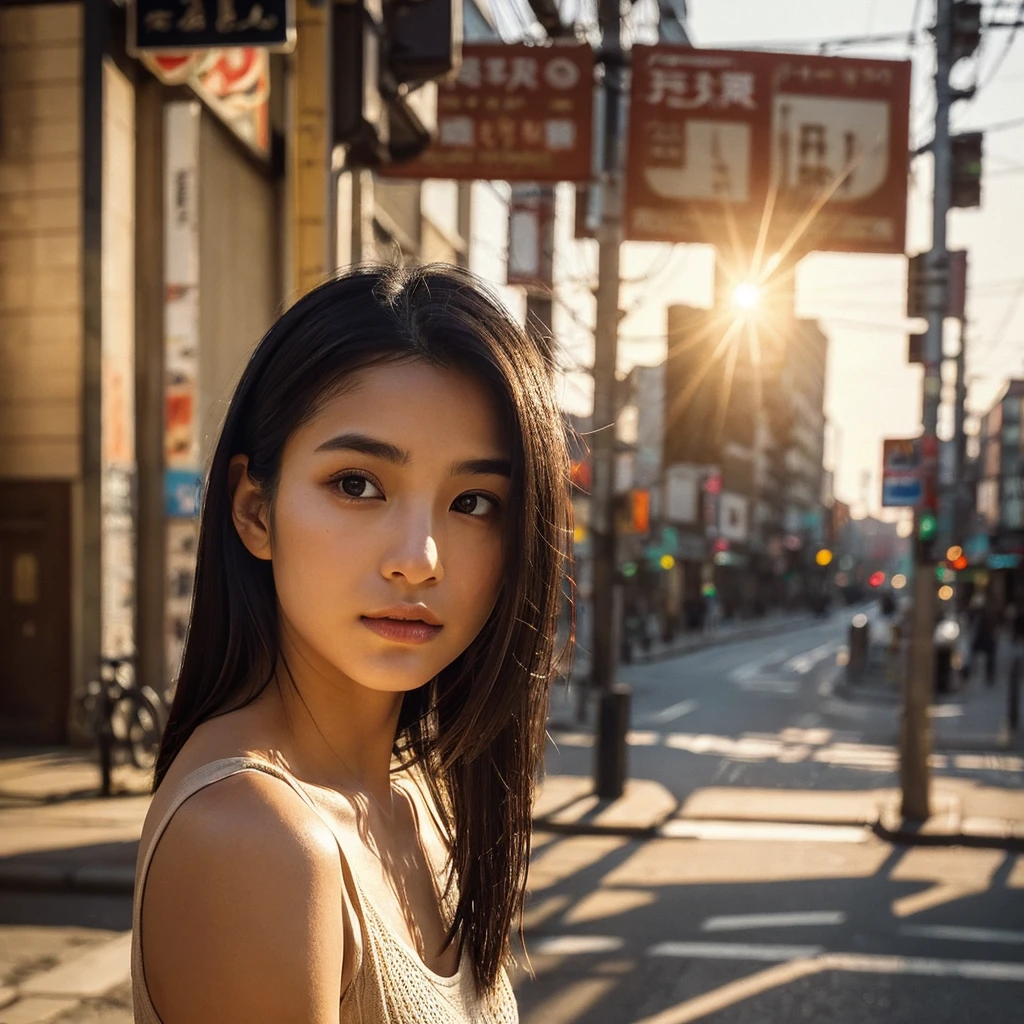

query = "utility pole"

[
  {"left": 903, "top": 0, "right": 955, "bottom": 821},
  {"left": 953, "top": 317, "right": 968, "bottom": 542},
  {"left": 591, "top": 0, "right": 628, "bottom": 797}
]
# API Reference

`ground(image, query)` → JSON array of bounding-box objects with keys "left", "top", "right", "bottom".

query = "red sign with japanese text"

[
  {"left": 626, "top": 47, "right": 912, "bottom": 255},
  {"left": 379, "top": 44, "right": 594, "bottom": 183}
]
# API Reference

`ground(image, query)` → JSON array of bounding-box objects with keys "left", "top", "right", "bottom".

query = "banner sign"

[
  {"left": 881, "top": 437, "right": 922, "bottom": 507},
  {"left": 507, "top": 185, "right": 554, "bottom": 288},
  {"left": 626, "top": 47, "right": 911, "bottom": 254},
  {"left": 129, "top": 0, "right": 295, "bottom": 53},
  {"left": 379, "top": 44, "right": 594, "bottom": 183}
]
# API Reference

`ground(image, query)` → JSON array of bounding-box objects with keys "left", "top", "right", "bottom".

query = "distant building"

[
  {"left": 661, "top": 303, "right": 828, "bottom": 614},
  {"left": 976, "top": 380, "right": 1024, "bottom": 606}
]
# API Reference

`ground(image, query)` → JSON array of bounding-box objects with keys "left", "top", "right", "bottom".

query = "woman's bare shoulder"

[{"left": 141, "top": 768, "right": 344, "bottom": 1024}]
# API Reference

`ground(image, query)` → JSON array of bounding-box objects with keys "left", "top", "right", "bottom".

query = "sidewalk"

[
  {"left": 835, "top": 634, "right": 1024, "bottom": 753},
  {"left": 0, "top": 750, "right": 148, "bottom": 896},
  {"left": 533, "top": 773, "right": 1024, "bottom": 851}
]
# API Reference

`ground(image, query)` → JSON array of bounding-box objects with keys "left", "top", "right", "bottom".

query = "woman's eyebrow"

[
  {"left": 315, "top": 433, "right": 510, "bottom": 477},
  {"left": 450, "top": 457, "right": 512, "bottom": 478},
  {"left": 314, "top": 432, "right": 410, "bottom": 465}
]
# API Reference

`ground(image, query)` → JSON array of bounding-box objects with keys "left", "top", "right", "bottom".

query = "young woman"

[{"left": 131, "top": 264, "right": 572, "bottom": 1023}]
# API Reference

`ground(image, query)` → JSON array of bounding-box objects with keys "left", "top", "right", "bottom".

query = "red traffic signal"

[{"left": 869, "top": 571, "right": 886, "bottom": 588}]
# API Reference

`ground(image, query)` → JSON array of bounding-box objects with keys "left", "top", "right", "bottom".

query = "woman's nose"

[{"left": 380, "top": 509, "right": 444, "bottom": 585}]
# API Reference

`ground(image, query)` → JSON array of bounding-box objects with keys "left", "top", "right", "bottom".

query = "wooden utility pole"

[
  {"left": 903, "top": 0, "right": 956, "bottom": 821},
  {"left": 291, "top": 0, "right": 331, "bottom": 295}
]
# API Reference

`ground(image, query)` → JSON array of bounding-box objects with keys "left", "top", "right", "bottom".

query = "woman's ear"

[{"left": 229, "top": 454, "right": 272, "bottom": 561}]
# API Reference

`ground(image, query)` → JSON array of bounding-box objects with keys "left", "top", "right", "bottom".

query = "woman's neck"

[{"left": 265, "top": 659, "right": 405, "bottom": 811}]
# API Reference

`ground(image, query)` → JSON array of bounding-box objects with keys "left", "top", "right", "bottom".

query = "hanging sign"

[
  {"left": 881, "top": 437, "right": 922, "bottom": 507},
  {"left": 379, "top": 43, "right": 594, "bottom": 183},
  {"left": 129, "top": 0, "right": 295, "bottom": 53},
  {"left": 626, "top": 47, "right": 912, "bottom": 255}
]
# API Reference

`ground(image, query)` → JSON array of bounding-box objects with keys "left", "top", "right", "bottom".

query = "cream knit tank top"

[{"left": 131, "top": 757, "right": 519, "bottom": 1023}]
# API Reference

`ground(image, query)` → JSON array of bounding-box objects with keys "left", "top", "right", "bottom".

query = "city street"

[{"left": 512, "top": 610, "right": 1024, "bottom": 1023}]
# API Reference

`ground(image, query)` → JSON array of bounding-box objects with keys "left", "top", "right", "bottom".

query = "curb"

[
  {"left": 0, "top": 860, "right": 135, "bottom": 896},
  {"left": 871, "top": 820, "right": 1024, "bottom": 852},
  {"left": 629, "top": 614, "right": 823, "bottom": 667},
  {"left": 531, "top": 811, "right": 1024, "bottom": 851}
]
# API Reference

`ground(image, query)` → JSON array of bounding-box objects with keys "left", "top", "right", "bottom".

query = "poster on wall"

[
  {"left": 163, "top": 103, "right": 202, "bottom": 688},
  {"left": 143, "top": 48, "right": 271, "bottom": 158}
]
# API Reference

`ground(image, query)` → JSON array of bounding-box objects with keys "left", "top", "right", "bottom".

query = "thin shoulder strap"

[
  {"left": 132, "top": 756, "right": 365, "bottom": 1021},
  {"left": 133, "top": 757, "right": 327, "bottom": 917}
]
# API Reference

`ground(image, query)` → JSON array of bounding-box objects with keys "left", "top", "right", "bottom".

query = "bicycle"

[{"left": 82, "top": 656, "right": 167, "bottom": 796}]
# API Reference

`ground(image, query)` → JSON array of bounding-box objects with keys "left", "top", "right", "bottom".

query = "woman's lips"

[{"left": 360, "top": 616, "right": 443, "bottom": 645}]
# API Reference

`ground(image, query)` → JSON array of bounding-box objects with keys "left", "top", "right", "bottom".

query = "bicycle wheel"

[{"left": 110, "top": 690, "right": 163, "bottom": 771}]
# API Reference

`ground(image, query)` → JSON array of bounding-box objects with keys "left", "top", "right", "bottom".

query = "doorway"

[{"left": 0, "top": 482, "right": 72, "bottom": 744}]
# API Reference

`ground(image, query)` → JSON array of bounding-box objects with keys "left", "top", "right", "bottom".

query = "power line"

[{"left": 977, "top": 0, "right": 1024, "bottom": 89}]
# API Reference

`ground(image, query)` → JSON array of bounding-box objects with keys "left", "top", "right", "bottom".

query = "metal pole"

[
  {"left": 903, "top": 0, "right": 953, "bottom": 822},
  {"left": 591, "top": 0, "right": 628, "bottom": 798}
]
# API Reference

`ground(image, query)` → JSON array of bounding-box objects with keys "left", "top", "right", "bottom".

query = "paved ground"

[
  {"left": 512, "top": 830, "right": 1024, "bottom": 1023},
  {"left": 0, "top": 603, "right": 1021, "bottom": 1022},
  {"left": 547, "top": 605, "right": 1023, "bottom": 810},
  {"left": 519, "top": 605, "right": 1024, "bottom": 1022}
]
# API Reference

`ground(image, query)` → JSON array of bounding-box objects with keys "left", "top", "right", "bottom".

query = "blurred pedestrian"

[
  {"left": 132, "top": 266, "right": 569, "bottom": 1023},
  {"left": 965, "top": 596, "right": 997, "bottom": 687}
]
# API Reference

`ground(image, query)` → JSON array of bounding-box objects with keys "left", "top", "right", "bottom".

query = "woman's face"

[{"left": 237, "top": 359, "right": 511, "bottom": 696}]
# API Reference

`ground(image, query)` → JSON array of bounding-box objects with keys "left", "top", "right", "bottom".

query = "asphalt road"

[
  {"left": 2, "top": 612, "right": 1021, "bottom": 1023},
  {"left": 517, "top": 611, "right": 1024, "bottom": 1023},
  {"left": 546, "top": 608, "right": 1024, "bottom": 801}
]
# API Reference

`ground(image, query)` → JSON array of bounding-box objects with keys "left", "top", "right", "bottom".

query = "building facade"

[{"left": 0, "top": 0, "right": 486, "bottom": 745}]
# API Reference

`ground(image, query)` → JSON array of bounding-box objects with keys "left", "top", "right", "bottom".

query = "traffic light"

[
  {"left": 869, "top": 571, "right": 886, "bottom": 588},
  {"left": 951, "top": 0, "right": 982, "bottom": 63},
  {"left": 332, "top": 0, "right": 388, "bottom": 164},
  {"left": 919, "top": 511, "right": 938, "bottom": 542},
  {"left": 951, "top": 132, "right": 983, "bottom": 209},
  {"left": 906, "top": 252, "right": 927, "bottom": 320},
  {"left": 332, "top": 0, "right": 460, "bottom": 166},
  {"left": 386, "top": 0, "right": 461, "bottom": 86},
  {"left": 815, "top": 548, "right": 833, "bottom": 567}
]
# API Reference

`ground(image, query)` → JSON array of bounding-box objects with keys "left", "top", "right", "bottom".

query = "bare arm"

[{"left": 140, "top": 771, "right": 344, "bottom": 1024}]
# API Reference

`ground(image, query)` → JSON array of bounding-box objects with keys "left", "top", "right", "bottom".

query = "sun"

[{"left": 731, "top": 281, "right": 762, "bottom": 311}]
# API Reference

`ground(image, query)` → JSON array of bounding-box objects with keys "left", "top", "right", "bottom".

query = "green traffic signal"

[{"left": 919, "top": 512, "right": 938, "bottom": 541}]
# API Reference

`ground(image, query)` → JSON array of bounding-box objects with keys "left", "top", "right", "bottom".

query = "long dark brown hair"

[{"left": 153, "top": 263, "right": 572, "bottom": 991}]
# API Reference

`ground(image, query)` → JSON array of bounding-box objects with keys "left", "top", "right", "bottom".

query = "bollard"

[
  {"left": 595, "top": 683, "right": 631, "bottom": 800},
  {"left": 848, "top": 613, "right": 870, "bottom": 683},
  {"left": 1010, "top": 656, "right": 1021, "bottom": 733},
  {"left": 933, "top": 619, "right": 960, "bottom": 697}
]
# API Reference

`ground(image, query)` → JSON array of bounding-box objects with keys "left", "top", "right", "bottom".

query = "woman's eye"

[
  {"left": 452, "top": 492, "right": 499, "bottom": 517},
  {"left": 336, "top": 474, "right": 383, "bottom": 500}
]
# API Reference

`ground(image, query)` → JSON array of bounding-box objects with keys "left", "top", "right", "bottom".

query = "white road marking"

[
  {"left": 532, "top": 935, "right": 624, "bottom": 955},
  {"left": 785, "top": 642, "right": 838, "bottom": 675},
  {"left": 899, "top": 924, "right": 1024, "bottom": 945},
  {"left": 736, "top": 677, "right": 800, "bottom": 695},
  {"left": 649, "top": 941, "right": 826, "bottom": 962},
  {"left": 644, "top": 699, "right": 699, "bottom": 725},
  {"left": 824, "top": 951, "right": 1024, "bottom": 983},
  {"left": 701, "top": 912, "right": 846, "bottom": 932},
  {"left": 533, "top": 938, "right": 1024, "bottom": 985},
  {"left": 659, "top": 820, "right": 869, "bottom": 843}
]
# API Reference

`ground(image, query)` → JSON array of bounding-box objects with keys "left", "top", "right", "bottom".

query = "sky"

[{"left": 471, "top": 0, "right": 1024, "bottom": 514}]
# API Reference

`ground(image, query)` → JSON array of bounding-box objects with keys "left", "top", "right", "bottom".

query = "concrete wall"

[{"left": 0, "top": 3, "right": 83, "bottom": 480}]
